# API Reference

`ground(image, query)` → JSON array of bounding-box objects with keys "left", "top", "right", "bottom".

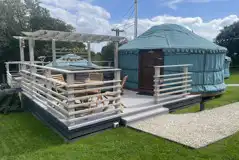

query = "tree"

[
  {"left": 101, "top": 42, "right": 115, "bottom": 61},
  {"left": 0, "top": 0, "right": 86, "bottom": 82},
  {"left": 215, "top": 21, "right": 239, "bottom": 66}
]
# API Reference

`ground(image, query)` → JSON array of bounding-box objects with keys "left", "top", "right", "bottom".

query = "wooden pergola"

[{"left": 14, "top": 30, "right": 126, "bottom": 68}]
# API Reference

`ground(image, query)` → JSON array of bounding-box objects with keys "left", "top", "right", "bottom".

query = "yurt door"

[{"left": 139, "top": 50, "right": 164, "bottom": 93}]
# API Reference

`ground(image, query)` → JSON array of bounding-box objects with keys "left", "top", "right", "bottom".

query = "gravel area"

[
  {"left": 227, "top": 84, "right": 239, "bottom": 87},
  {"left": 129, "top": 102, "right": 239, "bottom": 148}
]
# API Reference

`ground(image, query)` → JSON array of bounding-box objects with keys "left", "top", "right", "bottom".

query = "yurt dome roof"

[{"left": 119, "top": 24, "right": 227, "bottom": 52}]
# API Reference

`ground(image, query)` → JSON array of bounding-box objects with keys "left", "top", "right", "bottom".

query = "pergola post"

[
  {"left": 28, "top": 38, "right": 36, "bottom": 98},
  {"left": 28, "top": 38, "right": 35, "bottom": 64},
  {"left": 114, "top": 41, "right": 119, "bottom": 68},
  {"left": 87, "top": 42, "right": 91, "bottom": 66},
  {"left": 19, "top": 37, "right": 25, "bottom": 70},
  {"left": 52, "top": 39, "right": 56, "bottom": 66}
]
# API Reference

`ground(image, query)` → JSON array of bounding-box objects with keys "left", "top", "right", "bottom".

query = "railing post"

[
  {"left": 30, "top": 64, "right": 37, "bottom": 98},
  {"left": 183, "top": 66, "right": 188, "bottom": 94},
  {"left": 108, "top": 61, "right": 112, "bottom": 67},
  {"left": 114, "top": 70, "right": 121, "bottom": 112},
  {"left": 66, "top": 73, "right": 75, "bottom": 124},
  {"left": 45, "top": 69, "right": 52, "bottom": 104},
  {"left": 154, "top": 67, "right": 160, "bottom": 104}
]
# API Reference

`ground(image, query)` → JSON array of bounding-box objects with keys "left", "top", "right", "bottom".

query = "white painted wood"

[
  {"left": 22, "top": 76, "right": 67, "bottom": 100},
  {"left": 156, "top": 88, "right": 192, "bottom": 97},
  {"left": 157, "top": 93, "right": 189, "bottom": 102},
  {"left": 154, "top": 67, "right": 160, "bottom": 104},
  {"left": 156, "top": 80, "right": 192, "bottom": 87},
  {"left": 68, "top": 108, "right": 121, "bottom": 123},
  {"left": 52, "top": 39, "right": 56, "bottom": 66},
  {"left": 156, "top": 84, "right": 191, "bottom": 92},
  {"left": 155, "top": 64, "right": 192, "bottom": 68},
  {"left": 19, "top": 38, "right": 25, "bottom": 70},
  {"left": 114, "top": 70, "right": 121, "bottom": 111},
  {"left": 21, "top": 84, "right": 69, "bottom": 116},
  {"left": 69, "top": 97, "right": 120, "bottom": 109},
  {"left": 184, "top": 66, "right": 189, "bottom": 94},
  {"left": 114, "top": 42, "right": 119, "bottom": 68},
  {"left": 87, "top": 42, "right": 91, "bottom": 65},
  {"left": 162, "top": 76, "right": 191, "bottom": 82},
  {"left": 28, "top": 38, "right": 35, "bottom": 64},
  {"left": 67, "top": 85, "right": 121, "bottom": 95},
  {"left": 157, "top": 72, "right": 192, "bottom": 78},
  {"left": 68, "top": 103, "right": 120, "bottom": 115},
  {"left": 68, "top": 80, "right": 121, "bottom": 88},
  {"left": 66, "top": 73, "right": 76, "bottom": 121},
  {"left": 19, "top": 30, "right": 125, "bottom": 42},
  {"left": 68, "top": 91, "right": 121, "bottom": 101}
]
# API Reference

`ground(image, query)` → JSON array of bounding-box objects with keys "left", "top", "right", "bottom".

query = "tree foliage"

[
  {"left": 0, "top": 0, "right": 90, "bottom": 81},
  {"left": 101, "top": 42, "right": 115, "bottom": 61},
  {"left": 215, "top": 21, "right": 239, "bottom": 66}
]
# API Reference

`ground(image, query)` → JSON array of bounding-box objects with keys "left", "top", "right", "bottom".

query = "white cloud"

[
  {"left": 160, "top": 0, "right": 229, "bottom": 9},
  {"left": 39, "top": 0, "right": 238, "bottom": 52}
]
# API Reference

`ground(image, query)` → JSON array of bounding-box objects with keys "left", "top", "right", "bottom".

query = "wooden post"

[
  {"left": 19, "top": 38, "right": 25, "bottom": 70},
  {"left": 45, "top": 69, "right": 52, "bottom": 105},
  {"left": 114, "top": 42, "right": 119, "bottom": 68},
  {"left": 114, "top": 70, "right": 121, "bottom": 112},
  {"left": 154, "top": 67, "right": 160, "bottom": 104},
  {"left": 28, "top": 38, "right": 36, "bottom": 97},
  {"left": 108, "top": 61, "right": 112, "bottom": 67},
  {"left": 66, "top": 73, "right": 75, "bottom": 124},
  {"left": 87, "top": 42, "right": 91, "bottom": 66},
  {"left": 52, "top": 39, "right": 56, "bottom": 66},
  {"left": 183, "top": 66, "right": 188, "bottom": 94},
  {"left": 28, "top": 38, "right": 35, "bottom": 64}
]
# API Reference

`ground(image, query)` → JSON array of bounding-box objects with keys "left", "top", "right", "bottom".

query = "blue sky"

[
  {"left": 92, "top": 0, "right": 238, "bottom": 22},
  {"left": 40, "top": 0, "right": 239, "bottom": 51}
]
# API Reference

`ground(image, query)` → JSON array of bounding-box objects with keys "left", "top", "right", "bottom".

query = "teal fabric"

[
  {"left": 119, "top": 50, "right": 139, "bottom": 89},
  {"left": 46, "top": 54, "right": 100, "bottom": 69},
  {"left": 224, "top": 56, "right": 231, "bottom": 78},
  {"left": 119, "top": 24, "right": 227, "bottom": 51},
  {"left": 119, "top": 24, "right": 228, "bottom": 93}
]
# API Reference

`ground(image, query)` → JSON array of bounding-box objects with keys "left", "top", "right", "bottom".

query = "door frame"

[{"left": 138, "top": 49, "right": 164, "bottom": 92}]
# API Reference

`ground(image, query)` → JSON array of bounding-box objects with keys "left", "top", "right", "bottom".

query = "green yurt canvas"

[{"left": 119, "top": 24, "right": 227, "bottom": 94}]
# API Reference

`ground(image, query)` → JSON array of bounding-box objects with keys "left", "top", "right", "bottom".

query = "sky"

[{"left": 39, "top": 0, "right": 239, "bottom": 52}]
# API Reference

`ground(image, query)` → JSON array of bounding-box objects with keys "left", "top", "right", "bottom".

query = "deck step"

[{"left": 121, "top": 107, "right": 168, "bottom": 125}]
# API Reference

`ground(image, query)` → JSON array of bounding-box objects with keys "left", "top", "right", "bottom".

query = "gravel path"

[
  {"left": 227, "top": 84, "right": 239, "bottom": 87},
  {"left": 129, "top": 102, "right": 239, "bottom": 148}
]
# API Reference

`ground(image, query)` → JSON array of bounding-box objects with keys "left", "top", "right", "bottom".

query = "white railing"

[
  {"left": 5, "top": 61, "right": 47, "bottom": 87},
  {"left": 18, "top": 62, "right": 122, "bottom": 126},
  {"left": 154, "top": 64, "right": 192, "bottom": 103}
]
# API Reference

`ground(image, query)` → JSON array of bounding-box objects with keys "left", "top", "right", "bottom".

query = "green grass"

[
  {"left": 1, "top": 112, "right": 239, "bottom": 160},
  {"left": 1, "top": 87, "right": 239, "bottom": 160},
  {"left": 225, "top": 68, "right": 239, "bottom": 84},
  {"left": 176, "top": 87, "right": 239, "bottom": 114}
]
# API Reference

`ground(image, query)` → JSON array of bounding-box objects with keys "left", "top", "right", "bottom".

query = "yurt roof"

[
  {"left": 119, "top": 24, "right": 227, "bottom": 52},
  {"left": 46, "top": 54, "right": 100, "bottom": 70}
]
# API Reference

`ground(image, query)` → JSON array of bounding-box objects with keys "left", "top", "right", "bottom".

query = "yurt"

[
  {"left": 224, "top": 56, "right": 231, "bottom": 79},
  {"left": 119, "top": 24, "right": 227, "bottom": 95}
]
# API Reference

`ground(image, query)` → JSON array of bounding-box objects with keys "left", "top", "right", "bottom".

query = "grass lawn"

[
  {"left": 176, "top": 86, "right": 239, "bottom": 114},
  {"left": 1, "top": 88, "right": 239, "bottom": 160},
  {"left": 225, "top": 68, "right": 239, "bottom": 84},
  {"left": 1, "top": 112, "right": 239, "bottom": 160}
]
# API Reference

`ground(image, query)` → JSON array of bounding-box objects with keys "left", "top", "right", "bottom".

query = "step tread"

[{"left": 122, "top": 107, "right": 168, "bottom": 124}]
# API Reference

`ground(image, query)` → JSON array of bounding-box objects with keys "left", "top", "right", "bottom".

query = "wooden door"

[{"left": 139, "top": 50, "right": 164, "bottom": 92}]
